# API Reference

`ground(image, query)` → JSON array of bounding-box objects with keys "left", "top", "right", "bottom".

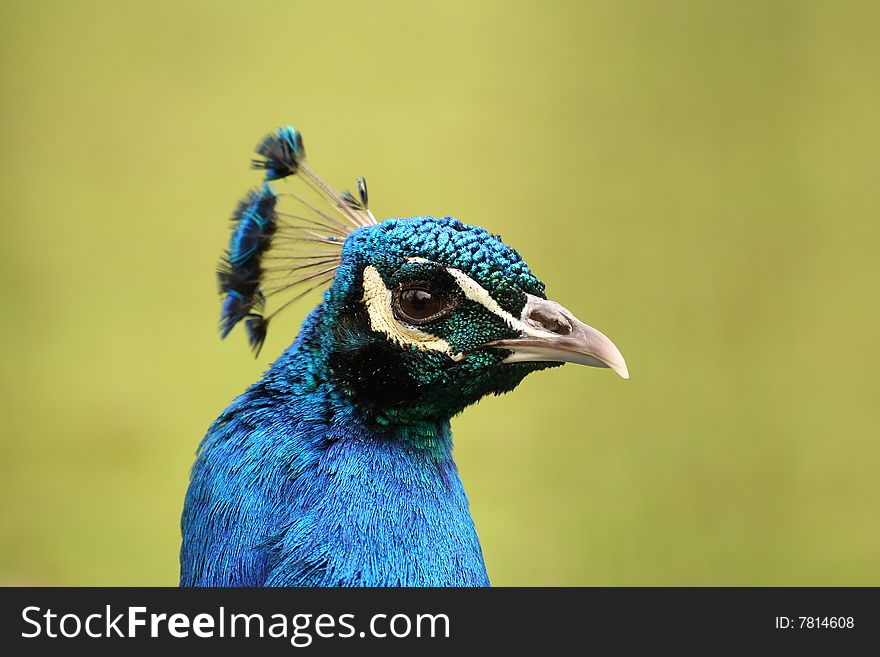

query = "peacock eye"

[{"left": 394, "top": 287, "right": 453, "bottom": 324}]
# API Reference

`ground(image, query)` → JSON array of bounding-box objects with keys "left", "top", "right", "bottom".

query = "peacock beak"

[{"left": 483, "top": 294, "right": 629, "bottom": 379}]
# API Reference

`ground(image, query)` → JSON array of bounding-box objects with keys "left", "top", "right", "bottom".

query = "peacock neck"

[{"left": 242, "top": 306, "right": 489, "bottom": 586}]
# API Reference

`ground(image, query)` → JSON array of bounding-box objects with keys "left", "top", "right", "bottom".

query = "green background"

[{"left": 1, "top": 0, "right": 877, "bottom": 585}]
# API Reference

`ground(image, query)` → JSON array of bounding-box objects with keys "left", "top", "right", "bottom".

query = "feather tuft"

[
  {"left": 218, "top": 124, "right": 379, "bottom": 355},
  {"left": 228, "top": 184, "right": 278, "bottom": 266},
  {"left": 244, "top": 315, "right": 269, "bottom": 355},
  {"left": 218, "top": 184, "right": 277, "bottom": 337},
  {"left": 341, "top": 177, "right": 370, "bottom": 211},
  {"left": 252, "top": 126, "right": 305, "bottom": 180},
  {"left": 357, "top": 177, "right": 369, "bottom": 208}
]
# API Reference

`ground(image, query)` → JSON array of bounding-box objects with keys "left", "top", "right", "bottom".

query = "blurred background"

[{"left": 1, "top": 0, "right": 878, "bottom": 585}]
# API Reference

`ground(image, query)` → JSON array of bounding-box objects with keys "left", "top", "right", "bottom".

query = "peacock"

[{"left": 179, "top": 125, "right": 628, "bottom": 586}]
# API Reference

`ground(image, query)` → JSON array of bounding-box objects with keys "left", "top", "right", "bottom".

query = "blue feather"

[
  {"left": 252, "top": 125, "right": 305, "bottom": 181},
  {"left": 227, "top": 185, "right": 276, "bottom": 267},
  {"left": 217, "top": 184, "right": 276, "bottom": 338},
  {"left": 181, "top": 306, "right": 489, "bottom": 586}
]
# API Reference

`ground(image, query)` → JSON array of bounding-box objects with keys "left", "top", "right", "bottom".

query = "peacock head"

[{"left": 218, "top": 126, "right": 628, "bottom": 423}]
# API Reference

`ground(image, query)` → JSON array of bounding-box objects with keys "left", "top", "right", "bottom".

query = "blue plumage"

[
  {"left": 181, "top": 125, "right": 628, "bottom": 587},
  {"left": 227, "top": 184, "right": 277, "bottom": 267},
  {"left": 181, "top": 304, "right": 488, "bottom": 586},
  {"left": 217, "top": 184, "right": 277, "bottom": 344}
]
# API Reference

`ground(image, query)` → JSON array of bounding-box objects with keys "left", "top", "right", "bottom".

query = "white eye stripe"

[
  {"left": 361, "top": 265, "right": 465, "bottom": 361},
  {"left": 443, "top": 268, "right": 522, "bottom": 330},
  {"left": 405, "top": 258, "right": 552, "bottom": 339}
]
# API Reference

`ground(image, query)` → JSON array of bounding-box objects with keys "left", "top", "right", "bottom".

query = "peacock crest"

[{"left": 217, "top": 126, "right": 378, "bottom": 354}]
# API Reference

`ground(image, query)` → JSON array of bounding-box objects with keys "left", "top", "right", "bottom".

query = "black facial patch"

[
  {"left": 327, "top": 301, "right": 423, "bottom": 410},
  {"left": 328, "top": 339, "right": 423, "bottom": 411}
]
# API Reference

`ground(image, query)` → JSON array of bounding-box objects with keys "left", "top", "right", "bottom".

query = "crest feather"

[{"left": 217, "top": 125, "right": 378, "bottom": 355}]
